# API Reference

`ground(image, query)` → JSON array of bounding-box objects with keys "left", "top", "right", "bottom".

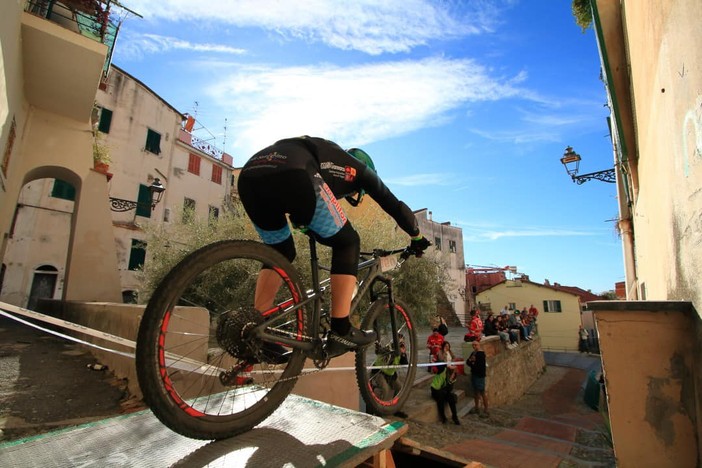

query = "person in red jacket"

[
  {"left": 464, "top": 309, "right": 483, "bottom": 342},
  {"left": 426, "top": 328, "right": 445, "bottom": 373}
]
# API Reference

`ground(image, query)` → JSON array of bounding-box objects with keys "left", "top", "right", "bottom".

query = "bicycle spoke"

[{"left": 137, "top": 241, "right": 310, "bottom": 438}]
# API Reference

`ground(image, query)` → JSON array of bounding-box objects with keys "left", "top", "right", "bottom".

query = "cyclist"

[{"left": 238, "top": 136, "right": 430, "bottom": 361}]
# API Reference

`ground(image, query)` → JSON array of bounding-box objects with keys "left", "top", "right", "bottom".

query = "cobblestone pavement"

[
  {"left": 0, "top": 316, "right": 143, "bottom": 442},
  {"left": 394, "top": 365, "right": 615, "bottom": 467}
]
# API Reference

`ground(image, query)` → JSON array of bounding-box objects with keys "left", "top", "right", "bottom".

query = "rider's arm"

[{"left": 359, "top": 168, "right": 419, "bottom": 237}]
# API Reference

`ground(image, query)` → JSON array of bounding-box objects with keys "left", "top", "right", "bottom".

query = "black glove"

[{"left": 408, "top": 236, "right": 431, "bottom": 258}]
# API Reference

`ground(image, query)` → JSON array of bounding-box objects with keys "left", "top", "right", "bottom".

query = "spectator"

[
  {"left": 426, "top": 328, "right": 444, "bottom": 373},
  {"left": 579, "top": 325, "right": 590, "bottom": 353},
  {"left": 507, "top": 311, "right": 521, "bottom": 340},
  {"left": 528, "top": 304, "right": 539, "bottom": 335},
  {"left": 429, "top": 357, "right": 460, "bottom": 425},
  {"left": 464, "top": 309, "right": 483, "bottom": 342},
  {"left": 495, "top": 315, "right": 516, "bottom": 349},
  {"left": 502, "top": 315, "right": 520, "bottom": 346},
  {"left": 371, "top": 342, "right": 408, "bottom": 402},
  {"left": 436, "top": 315, "right": 449, "bottom": 337},
  {"left": 500, "top": 305, "right": 509, "bottom": 316},
  {"left": 483, "top": 312, "right": 498, "bottom": 337},
  {"left": 436, "top": 341, "right": 456, "bottom": 375},
  {"left": 466, "top": 340, "right": 489, "bottom": 418}
]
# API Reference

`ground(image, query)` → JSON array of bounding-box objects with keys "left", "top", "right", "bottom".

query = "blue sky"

[{"left": 113, "top": 0, "right": 624, "bottom": 294}]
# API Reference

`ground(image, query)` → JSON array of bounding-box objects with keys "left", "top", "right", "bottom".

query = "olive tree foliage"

[
  {"left": 137, "top": 198, "right": 448, "bottom": 326},
  {"left": 572, "top": 0, "right": 593, "bottom": 31}
]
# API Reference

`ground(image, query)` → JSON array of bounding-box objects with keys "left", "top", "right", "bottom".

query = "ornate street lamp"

[
  {"left": 109, "top": 178, "right": 166, "bottom": 212},
  {"left": 560, "top": 146, "right": 615, "bottom": 184}
]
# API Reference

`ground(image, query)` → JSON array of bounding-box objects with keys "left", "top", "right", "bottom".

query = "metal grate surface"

[{"left": 0, "top": 394, "right": 406, "bottom": 467}]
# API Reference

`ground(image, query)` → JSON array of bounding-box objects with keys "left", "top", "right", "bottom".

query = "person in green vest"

[
  {"left": 430, "top": 344, "right": 460, "bottom": 425},
  {"left": 371, "top": 341, "right": 408, "bottom": 400}
]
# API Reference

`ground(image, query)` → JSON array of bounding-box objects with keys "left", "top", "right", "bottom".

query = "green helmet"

[
  {"left": 346, "top": 148, "right": 376, "bottom": 172},
  {"left": 345, "top": 148, "right": 375, "bottom": 206}
]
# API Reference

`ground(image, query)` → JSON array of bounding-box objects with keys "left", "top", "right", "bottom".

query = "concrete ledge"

[
  {"left": 586, "top": 300, "right": 694, "bottom": 313},
  {"left": 593, "top": 301, "right": 699, "bottom": 467}
]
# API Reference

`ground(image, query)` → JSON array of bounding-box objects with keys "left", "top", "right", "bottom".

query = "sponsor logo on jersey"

[
  {"left": 320, "top": 183, "right": 347, "bottom": 226},
  {"left": 344, "top": 166, "right": 356, "bottom": 182}
]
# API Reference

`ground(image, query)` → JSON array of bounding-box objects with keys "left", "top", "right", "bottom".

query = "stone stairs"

[
  {"left": 399, "top": 359, "right": 615, "bottom": 467},
  {"left": 403, "top": 367, "right": 475, "bottom": 424}
]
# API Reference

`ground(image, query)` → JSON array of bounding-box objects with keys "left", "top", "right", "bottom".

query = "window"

[
  {"left": 434, "top": 237, "right": 442, "bottom": 251},
  {"left": 449, "top": 240, "right": 457, "bottom": 253},
  {"left": 145, "top": 129, "right": 161, "bottom": 154},
  {"left": 183, "top": 197, "right": 196, "bottom": 223},
  {"left": 122, "top": 290, "right": 138, "bottom": 304},
  {"left": 98, "top": 108, "right": 113, "bottom": 133},
  {"left": 543, "top": 300, "right": 562, "bottom": 312},
  {"left": 135, "top": 184, "right": 152, "bottom": 218},
  {"left": 209, "top": 205, "right": 219, "bottom": 224},
  {"left": 51, "top": 179, "right": 76, "bottom": 201},
  {"left": 211, "top": 164, "right": 222, "bottom": 184},
  {"left": 27, "top": 265, "right": 58, "bottom": 310},
  {"left": 128, "top": 239, "right": 147, "bottom": 271},
  {"left": 188, "top": 153, "right": 201, "bottom": 175}
]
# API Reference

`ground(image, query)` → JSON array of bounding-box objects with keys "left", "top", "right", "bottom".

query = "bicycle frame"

[{"left": 250, "top": 235, "right": 404, "bottom": 357}]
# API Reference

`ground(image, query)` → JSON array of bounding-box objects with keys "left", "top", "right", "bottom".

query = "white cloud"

[
  {"left": 460, "top": 224, "right": 595, "bottom": 242},
  {"left": 117, "top": 33, "right": 246, "bottom": 59},
  {"left": 207, "top": 57, "right": 527, "bottom": 154},
  {"left": 123, "top": 0, "right": 503, "bottom": 54}
]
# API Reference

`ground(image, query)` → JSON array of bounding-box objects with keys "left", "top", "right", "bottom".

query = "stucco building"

[
  {"left": 0, "top": 0, "right": 235, "bottom": 308},
  {"left": 414, "top": 209, "right": 467, "bottom": 325},
  {"left": 584, "top": 1, "right": 702, "bottom": 465},
  {"left": 1, "top": 1, "right": 126, "bottom": 303},
  {"left": 476, "top": 279, "right": 582, "bottom": 351}
]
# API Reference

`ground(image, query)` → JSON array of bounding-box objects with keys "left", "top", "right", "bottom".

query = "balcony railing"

[
  {"left": 25, "top": 0, "right": 118, "bottom": 44},
  {"left": 24, "top": 0, "right": 127, "bottom": 83}
]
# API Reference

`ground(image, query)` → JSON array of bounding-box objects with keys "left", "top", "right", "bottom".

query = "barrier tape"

[{"left": 0, "top": 301, "right": 461, "bottom": 373}]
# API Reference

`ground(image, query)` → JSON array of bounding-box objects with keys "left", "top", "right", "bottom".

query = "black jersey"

[{"left": 241, "top": 136, "right": 419, "bottom": 237}]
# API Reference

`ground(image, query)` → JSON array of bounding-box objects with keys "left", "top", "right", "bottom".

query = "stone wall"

[
  {"left": 36, "top": 300, "right": 360, "bottom": 410},
  {"left": 462, "top": 335, "right": 546, "bottom": 406}
]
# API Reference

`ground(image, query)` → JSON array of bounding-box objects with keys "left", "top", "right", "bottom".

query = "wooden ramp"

[{"left": 0, "top": 395, "right": 407, "bottom": 468}]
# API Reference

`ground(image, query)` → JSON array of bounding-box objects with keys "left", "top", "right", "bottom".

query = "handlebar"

[
  {"left": 359, "top": 245, "right": 421, "bottom": 261},
  {"left": 359, "top": 248, "right": 407, "bottom": 257}
]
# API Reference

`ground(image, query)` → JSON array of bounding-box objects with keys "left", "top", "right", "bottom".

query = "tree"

[
  {"left": 137, "top": 197, "right": 448, "bottom": 326},
  {"left": 572, "top": 0, "right": 593, "bottom": 32}
]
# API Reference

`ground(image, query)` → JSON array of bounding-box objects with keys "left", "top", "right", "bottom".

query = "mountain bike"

[{"left": 135, "top": 234, "right": 419, "bottom": 440}]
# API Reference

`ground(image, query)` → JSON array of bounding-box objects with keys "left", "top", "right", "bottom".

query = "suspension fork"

[{"left": 373, "top": 274, "right": 401, "bottom": 357}]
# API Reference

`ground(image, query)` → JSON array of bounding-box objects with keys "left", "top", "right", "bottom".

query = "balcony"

[{"left": 22, "top": 1, "right": 120, "bottom": 121}]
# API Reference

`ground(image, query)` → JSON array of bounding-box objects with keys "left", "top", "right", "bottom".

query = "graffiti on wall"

[{"left": 681, "top": 95, "right": 702, "bottom": 177}]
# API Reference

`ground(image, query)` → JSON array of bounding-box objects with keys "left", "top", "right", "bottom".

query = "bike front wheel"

[
  {"left": 355, "top": 299, "right": 417, "bottom": 416},
  {"left": 136, "top": 240, "right": 310, "bottom": 440}
]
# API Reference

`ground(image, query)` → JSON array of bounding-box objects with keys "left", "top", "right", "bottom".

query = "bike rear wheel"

[
  {"left": 136, "top": 240, "right": 309, "bottom": 440},
  {"left": 355, "top": 299, "right": 417, "bottom": 416}
]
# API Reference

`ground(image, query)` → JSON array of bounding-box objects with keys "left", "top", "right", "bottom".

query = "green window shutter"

[
  {"left": 98, "top": 108, "right": 113, "bottom": 133},
  {"left": 51, "top": 179, "right": 76, "bottom": 201},
  {"left": 145, "top": 129, "right": 161, "bottom": 154},
  {"left": 135, "top": 184, "right": 152, "bottom": 218},
  {"left": 128, "top": 239, "right": 147, "bottom": 271}
]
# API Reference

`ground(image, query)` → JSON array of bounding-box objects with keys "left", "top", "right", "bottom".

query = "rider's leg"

[
  {"left": 329, "top": 273, "right": 356, "bottom": 334},
  {"left": 253, "top": 235, "right": 296, "bottom": 311},
  {"left": 254, "top": 269, "right": 284, "bottom": 312}
]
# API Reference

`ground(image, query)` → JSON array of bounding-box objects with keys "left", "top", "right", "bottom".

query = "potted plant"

[{"left": 92, "top": 127, "right": 112, "bottom": 174}]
